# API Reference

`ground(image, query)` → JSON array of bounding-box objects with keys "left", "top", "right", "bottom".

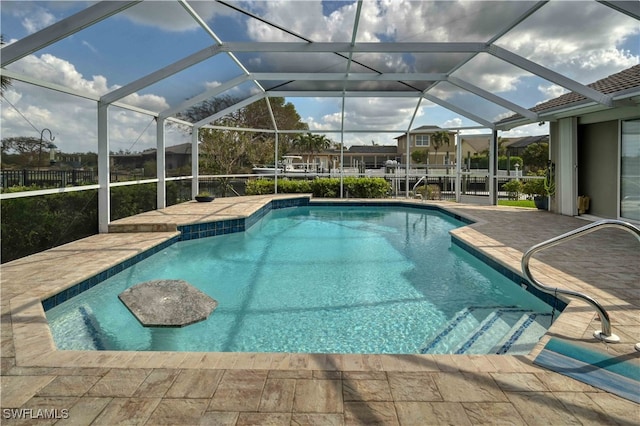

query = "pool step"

[
  {"left": 49, "top": 305, "right": 107, "bottom": 350},
  {"left": 420, "top": 307, "right": 551, "bottom": 355},
  {"left": 492, "top": 313, "right": 553, "bottom": 355},
  {"left": 420, "top": 306, "right": 514, "bottom": 354}
]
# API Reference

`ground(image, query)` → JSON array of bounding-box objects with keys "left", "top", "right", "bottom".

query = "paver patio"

[{"left": 2, "top": 195, "right": 638, "bottom": 425}]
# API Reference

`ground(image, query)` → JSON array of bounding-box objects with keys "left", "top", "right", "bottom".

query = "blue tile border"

[{"left": 41, "top": 235, "right": 180, "bottom": 311}]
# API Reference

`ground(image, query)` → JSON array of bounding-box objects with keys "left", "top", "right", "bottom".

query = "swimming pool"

[{"left": 46, "top": 205, "right": 555, "bottom": 354}]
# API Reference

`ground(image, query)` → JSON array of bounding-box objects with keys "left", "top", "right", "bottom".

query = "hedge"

[
  {"left": 1, "top": 182, "right": 188, "bottom": 263},
  {"left": 467, "top": 155, "right": 523, "bottom": 170},
  {"left": 245, "top": 177, "right": 391, "bottom": 198}
]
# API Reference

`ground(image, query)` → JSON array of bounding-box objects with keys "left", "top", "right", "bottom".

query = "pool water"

[{"left": 47, "top": 206, "right": 552, "bottom": 353}]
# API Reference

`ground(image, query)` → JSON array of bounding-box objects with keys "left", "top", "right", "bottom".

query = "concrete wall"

[{"left": 578, "top": 120, "right": 618, "bottom": 218}]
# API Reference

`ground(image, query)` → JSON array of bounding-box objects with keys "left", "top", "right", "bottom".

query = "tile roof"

[
  {"left": 506, "top": 135, "right": 548, "bottom": 148},
  {"left": 347, "top": 145, "right": 397, "bottom": 154},
  {"left": 499, "top": 64, "right": 640, "bottom": 124}
]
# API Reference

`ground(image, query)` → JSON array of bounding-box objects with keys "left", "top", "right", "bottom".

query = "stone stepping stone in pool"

[{"left": 118, "top": 279, "right": 217, "bottom": 327}]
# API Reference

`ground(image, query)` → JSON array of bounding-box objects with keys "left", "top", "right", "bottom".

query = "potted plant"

[
  {"left": 522, "top": 169, "right": 554, "bottom": 210},
  {"left": 195, "top": 191, "right": 214, "bottom": 202}
]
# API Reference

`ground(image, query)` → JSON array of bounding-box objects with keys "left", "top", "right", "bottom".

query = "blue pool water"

[{"left": 46, "top": 206, "right": 553, "bottom": 353}]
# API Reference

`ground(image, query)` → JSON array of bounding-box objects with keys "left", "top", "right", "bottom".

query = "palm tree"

[
  {"left": 293, "top": 133, "right": 331, "bottom": 166},
  {"left": 430, "top": 131, "right": 450, "bottom": 165}
]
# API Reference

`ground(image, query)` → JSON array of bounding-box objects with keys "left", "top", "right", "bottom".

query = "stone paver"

[{"left": 1, "top": 196, "right": 638, "bottom": 425}]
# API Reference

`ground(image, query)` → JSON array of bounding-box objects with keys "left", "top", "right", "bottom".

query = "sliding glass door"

[{"left": 620, "top": 119, "right": 640, "bottom": 221}]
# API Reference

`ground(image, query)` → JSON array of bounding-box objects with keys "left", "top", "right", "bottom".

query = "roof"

[
  {"left": 506, "top": 135, "right": 548, "bottom": 148},
  {"left": 499, "top": 65, "right": 640, "bottom": 125},
  {"left": 347, "top": 145, "right": 397, "bottom": 154},
  {"left": 394, "top": 125, "right": 446, "bottom": 139}
]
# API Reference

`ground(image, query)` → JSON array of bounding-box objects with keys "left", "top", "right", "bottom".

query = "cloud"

[
  {"left": 21, "top": 7, "right": 56, "bottom": 34},
  {"left": 81, "top": 40, "right": 98, "bottom": 55},
  {"left": 501, "top": 122, "right": 549, "bottom": 138},
  {"left": 120, "top": 1, "right": 231, "bottom": 32},
  {"left": 537, "top": 84, "right": 568, "bottom": 102},
  {"left": 442, "top": 118, "right": 463, "bottom": 129},
  {"left": 495, "top": 1, "right": 640, "bottom": 84},
  {"left": 1, "top": 53, "right": 175, "bottom": 153}
]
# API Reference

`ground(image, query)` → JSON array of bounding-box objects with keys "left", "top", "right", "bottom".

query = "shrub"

[
  {"left": 1, "top": 190, "right": 98, "bottom": 263},
  {"left": 245, "top": 179, "right": 275, "bottom": 195},
  {"left": 502, "top": 179, "right": 523, "bottom": 200},
  {"left": 245, "top": 177, "right": 391, "bottom": 198},
  {"left": 417, "top": 184, "right": 441, "bottom": 200}
]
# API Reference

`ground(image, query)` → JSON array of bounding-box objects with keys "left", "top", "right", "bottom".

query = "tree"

[
  {"left": 292, "top": 133, "right": 332, "bottom": 166},
  {"left": 411, "top": 149, "right": 429, "bottom": 164},
  {"left": 1, "top": 136, "right": 44, "bottom": 167},
  {"left": 430, "top": 131, "right": 450, "bottom": 165},
  {"left": 522, "top": 142, "right": 549, "bottom": 172},
  {"left": 178, "top": 96, "right": 308, "bottom": 171}
]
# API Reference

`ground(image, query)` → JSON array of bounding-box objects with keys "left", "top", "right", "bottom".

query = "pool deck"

[{"left": 1, "top": 195, "right": 638, "bottom": 425}]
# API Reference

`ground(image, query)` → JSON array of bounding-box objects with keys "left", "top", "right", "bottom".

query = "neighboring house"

[
  {"left": 110, "top": 143, "right": 192, "bottom": 173},
  {"left": 109, "top": 152, "right": 144, "bottom": 170},
  {"left": 459, "top": 134, "right": 492, "bottom": 157},
  {"left": 394, "top": 125, "right": 456, "bottom": 166},
  {"left": 343, "top": 145, "right": 398, "bottom": 169},
  {"left": 498, "top": 64, "right": 640, "bottom": 222},
  {"left": 505, "top": 135, "right": 548, "bottom": 158}
]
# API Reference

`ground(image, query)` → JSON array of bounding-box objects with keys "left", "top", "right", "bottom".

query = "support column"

[
  {"left": 455, "top": 131, "right": 461, "bottom": 202},
  {"left": 157, "top": 118, "right": 166, "bottom": 209},
  {"left": 489, "top": 130, "right": 498, "bottom": 205},
  {"left": 555, "top": 117, "right": 578, "bottom": 216},
  {"left": 405, "top": 132, "right": 411, "bottom": 198},
  {"left": 191, "top": 127, "right": 199, "bottom": 198},
  {"left": 97, "top": 102, "right": 110, "bottom": 233},
  {"left": 274, "top": 131, "right": 279, "bottom": 194}
]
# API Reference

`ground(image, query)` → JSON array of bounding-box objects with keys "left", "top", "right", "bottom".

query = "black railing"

[{"left": 1, "top": 169, "right": 99, "bottom": 189}]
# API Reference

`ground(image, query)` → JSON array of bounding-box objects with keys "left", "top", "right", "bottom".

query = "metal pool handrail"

[{"left": 521, "top": 219, "right": 640, "bottom": 343}]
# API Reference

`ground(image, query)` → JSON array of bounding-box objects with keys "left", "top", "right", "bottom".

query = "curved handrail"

[{"left": 521, "top": 219, "right": 640, "bottom": 341}]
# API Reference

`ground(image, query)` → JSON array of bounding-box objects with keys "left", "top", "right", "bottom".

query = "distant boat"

[{"left": 252, "top": 156, "right": 308, "bottom": 174}]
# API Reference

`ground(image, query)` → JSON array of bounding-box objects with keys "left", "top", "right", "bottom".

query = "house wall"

[
  {"left": 397, "top": 132, "right": 456, "bottom": 165},
  {"left": 551, "top": 105, "right": 639, "bottom": 218},
  {"left": 578, "top": 120, "right": 618, "bottom": 218}
]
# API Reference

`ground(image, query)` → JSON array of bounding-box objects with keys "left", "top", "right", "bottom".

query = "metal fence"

[
  {"left": 2, "top": 169, "right": 537, "bottom": 202},
  {"left": 0, "top": 169, "right": 159, "bottom": 189},
  {"left": 1, "top": 169, "right": 99, "bottom": 189}
]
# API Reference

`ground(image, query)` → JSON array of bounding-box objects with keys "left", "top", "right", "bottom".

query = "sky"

[{"left": 1, "top": 0, "right": 638, "bottom": 153}]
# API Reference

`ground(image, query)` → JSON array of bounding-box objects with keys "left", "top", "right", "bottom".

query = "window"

[
  {"left": 620, "top": 119, "right": 640, "bottom": 221},
  {"left": 415, "top": 134, "right": 430, "bottom": 147}
]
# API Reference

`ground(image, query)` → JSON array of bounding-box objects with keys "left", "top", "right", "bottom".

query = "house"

[
  {"left": 394, "top": 125, "right": 456, "bottom": 166},
  {"left": 343, "top": 145, "right": 398, "bottom": 169},
  {"left": 505, "top": 135, "right": 549, "bottom": 158},
  {"left": 498, "top": 64, "right": 640, "bottom": 221},
  {"left": 110, "top": 143, "right": 192, "bottom": 175},
  {"left": 459, "top": 134, "right": 491, "bottom": 157}
]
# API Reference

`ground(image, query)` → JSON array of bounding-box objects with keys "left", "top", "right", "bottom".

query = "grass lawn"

[{"left": 498, "top": 199, "right": 536, "bottom": 208}]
